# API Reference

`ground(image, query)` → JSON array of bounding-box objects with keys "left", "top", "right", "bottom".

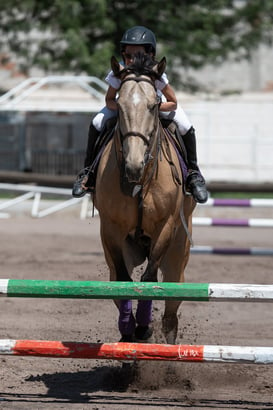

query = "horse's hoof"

[
  {"left": 140, "top": 274, "right": 158, "bottom": 283},
  {"left": 119, "top": 334, "right": 134, "bottom": 342},
  {"left": 134, "top": 325, "right": 153, "bottom": 341}
]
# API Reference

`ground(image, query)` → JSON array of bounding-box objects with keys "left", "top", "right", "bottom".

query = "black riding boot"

[
  {"left": 182, "top": 126, "right": 208, "bottom": 204},
  {"left": 72, "top": 123, "right": 100, "bottom": 198}
]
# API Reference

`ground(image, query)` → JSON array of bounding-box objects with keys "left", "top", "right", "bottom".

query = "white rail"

[
  {"left": 0, "top": 183, "right": 95, "bottom": 219},
  {"left": 0, "top": 76, "right": 107, "bottom": 111}
]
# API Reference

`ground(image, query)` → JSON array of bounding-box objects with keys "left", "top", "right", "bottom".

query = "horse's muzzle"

[{"left": 125, "top": 161, "right": 144, "bottom": 183}]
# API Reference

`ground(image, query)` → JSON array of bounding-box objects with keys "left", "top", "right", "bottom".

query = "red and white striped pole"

[{"left": 1, "top": 340, "right": 273, "bottom": 364}]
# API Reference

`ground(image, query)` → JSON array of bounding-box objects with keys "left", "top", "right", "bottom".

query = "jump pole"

[
  {"left": 202, "top": 198, "right": 273, "bottom": 208},
  {"left": 193, "top": 217, "right": 273, "bottom": 228},
  {"left": 0, "top": 339, "right": 273, "bottom": 364},
  {"left": 1, "top": 279, "right": 273, "bottom": 302},
  {"left": 191, "top": 246, "right": 273, "bottom": 256}
]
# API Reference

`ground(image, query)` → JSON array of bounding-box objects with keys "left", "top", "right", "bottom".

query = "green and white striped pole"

[{"left": 1, "top": 279, "right": 273, "bottom": 302}]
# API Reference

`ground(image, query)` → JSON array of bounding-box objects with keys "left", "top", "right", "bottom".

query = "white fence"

[
  {"left": 0, "top": 76, "right": 106, "bottom": 112},
  {"left": 0, "top": 183, "right": 94, "bottom": 219},
  {"left": 184, "top": 96, "right": 273, "bottom": 183},
  {"left": 0, "top": 76, "right": 272, "bottom": 184}
]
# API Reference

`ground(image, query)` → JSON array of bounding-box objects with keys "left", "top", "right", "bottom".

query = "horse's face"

[
  {"left": 112, "top": 55, "right": 166, "bottom": 183},
  {"left": 118, "top": 78, "right": 158, "bottom": 182}
]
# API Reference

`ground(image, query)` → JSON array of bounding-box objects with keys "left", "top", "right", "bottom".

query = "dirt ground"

[{"left": 0, "top": 200, "right": 273, "bottom": 410}]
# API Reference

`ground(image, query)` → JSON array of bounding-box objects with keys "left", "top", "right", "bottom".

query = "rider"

[{"left": 72, "top": 26, "right": 208, "bottom": 204}]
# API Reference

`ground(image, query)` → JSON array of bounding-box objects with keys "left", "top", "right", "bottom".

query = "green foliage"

[{"left": 0, "top": 0, "right": 273, "bottom": 86}]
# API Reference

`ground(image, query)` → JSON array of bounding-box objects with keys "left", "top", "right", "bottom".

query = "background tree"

[{"left": 0, "top": 0, "right": 273, "bottom": 88}]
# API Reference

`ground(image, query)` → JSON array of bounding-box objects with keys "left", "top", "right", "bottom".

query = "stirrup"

[
  {"left": 72, "top": 168, "right": 91, "bottom": 198},
  {"left": 186, "top": 170, "right": 208, "bottom": 204}
]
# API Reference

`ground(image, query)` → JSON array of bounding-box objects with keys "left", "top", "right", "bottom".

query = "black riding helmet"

[{"left": 120, "top": 26, "right": 156, "bottom": 56}]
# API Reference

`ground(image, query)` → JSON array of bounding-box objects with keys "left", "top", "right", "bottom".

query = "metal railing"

[
  {"left": 0, "top": 183, "right": 96, "bottom": 219},
  {"left": 0, "top": 76, "right": 107, "bottom": 111}
]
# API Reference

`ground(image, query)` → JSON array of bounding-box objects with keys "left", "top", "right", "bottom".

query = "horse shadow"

[
  {"left": 25, "top": 363, "right": 136, "bottom": 403},
  {"left": 3, "top": 363, "right": 273, "bottom": 408}
]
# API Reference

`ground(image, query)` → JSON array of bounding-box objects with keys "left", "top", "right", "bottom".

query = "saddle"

[{"left": 160, "top": 119, "right": 188, "bottom": 185}]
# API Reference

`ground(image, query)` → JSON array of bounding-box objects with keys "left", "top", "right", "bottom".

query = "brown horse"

[{"left": 95, "top": 54, "right": 195, "bottom": 344}]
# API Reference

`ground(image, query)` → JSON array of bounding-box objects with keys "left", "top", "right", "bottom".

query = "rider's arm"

[
  {"left": 160, "top": 84, "right": 177, "bottom": 112},
  {"left": 105, "top": 86, "right": 119, "bottom": 111}
]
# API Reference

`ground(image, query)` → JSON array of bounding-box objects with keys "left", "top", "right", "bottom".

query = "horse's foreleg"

[
  {"left": 162, "top": 301, "right": 181, "bottom": 344},
  {"left": 140, "top": 221, "right": 174, "bottom": 282},
  {"left": 134, "top": 300, "right": 153, "bottom": 341},
  {"left": 100, "top": 224, "right": 135, "bottom": 340},
  {"left": 136, "top": 300, "right": 153, "bottom": 326},
  {"left": 138, "top": 222, "right": 174, "bottom": 340},
  {"left": 140, "top": 261, "right": 158, "bottom": 282},
  {"left": 104, "top": 245, "right": 132, "bottom": 283},
  {"left": 160, "top": 216, "right": 193, "bottom": 344},
  {"left": 118, "top": 300, "right": 136, "bottom": 341}
]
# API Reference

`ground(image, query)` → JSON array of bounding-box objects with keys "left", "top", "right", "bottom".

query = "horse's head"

[{"left": 111, "top": 53, "right": 166, "bottom": 183}]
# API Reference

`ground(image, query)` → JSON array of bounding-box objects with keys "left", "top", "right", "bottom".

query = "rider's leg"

[
  {"left": 72, "top": 107, "right": 117, "bottom": 198},
  {"left": 72, "top": 121, "right": 100, "bottom": 198},
  {"left": 161, "top": 106, "right": 208, "bottom": 204},
  {"left": 84, "top": 123, "right": 100, "bottom": 169},
  {"left": 182, "top": 126, "right": 208, "bottom": 203}
]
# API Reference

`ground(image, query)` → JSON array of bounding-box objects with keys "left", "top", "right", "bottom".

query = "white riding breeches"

[
  {"left": 159, "top": 105, "right": 192, "bottom": 135},
  {"left": 92, "top": 104, "right": 192, "bottom": 136},
  {"left": 92, "top": 106, "right": 118, "bottom": 131}
]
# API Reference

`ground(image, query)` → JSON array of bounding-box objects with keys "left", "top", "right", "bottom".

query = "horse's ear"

[
  {"left": 111, "top": 56, "right": 123, "bottom": 76},
  {"left": 156, "top": 57, "right": 166, "bottom": 77}
]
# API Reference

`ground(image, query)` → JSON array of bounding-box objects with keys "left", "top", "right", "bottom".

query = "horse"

[{"left": 94, "top": 53, "right": 196, "bottom": 344}]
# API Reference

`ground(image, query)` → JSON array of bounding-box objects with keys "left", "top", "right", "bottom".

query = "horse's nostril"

[{"left": 125, "top": 163, "right": 143, "bottom": 182}]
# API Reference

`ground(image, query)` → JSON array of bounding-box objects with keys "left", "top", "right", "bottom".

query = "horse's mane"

[{"left": 120, "top": 52, "right": 161, "bottom": 80}]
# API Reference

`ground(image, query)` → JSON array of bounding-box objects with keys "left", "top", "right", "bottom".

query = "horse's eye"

[{"left": 148, "top": 103, "right": 157, "bottom": 112}]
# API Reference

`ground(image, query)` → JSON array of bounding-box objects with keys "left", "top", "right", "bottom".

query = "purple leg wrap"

[
  {"left": 136, "top": 300, "right": 153, "bottom": 327},
  {"left": 118, "top": 300, "right": 136, "bottom": 335}
]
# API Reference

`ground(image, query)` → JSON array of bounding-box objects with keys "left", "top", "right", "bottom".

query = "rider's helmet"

[{"left": 120, "top": 26, "right": 156, "bottom": 56}]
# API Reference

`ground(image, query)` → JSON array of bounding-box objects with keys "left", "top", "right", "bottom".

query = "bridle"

[
  {"left": 118, "top": 75, "right": 160, "bottom": 147},
  {"left": 119, "top": 76, "right": 157, "bottom": 90},
  {"left": 116, "top": 74, "right": 162, "bottom": 240}
]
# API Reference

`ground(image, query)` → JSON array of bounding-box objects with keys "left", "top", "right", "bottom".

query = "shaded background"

[{"left": 0, "top": 0, "right": 273, "bottom": 186}]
